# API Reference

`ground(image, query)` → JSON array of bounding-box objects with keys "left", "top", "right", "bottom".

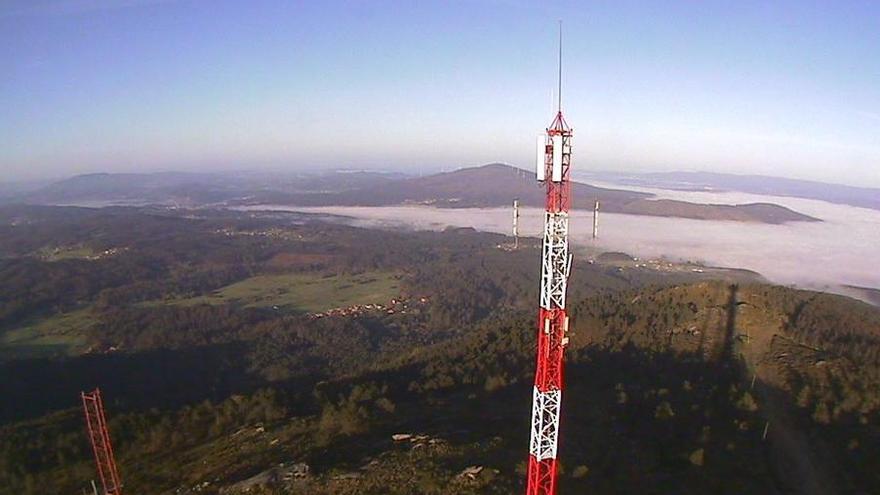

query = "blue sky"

[{"left": 2, "top": 0, "right": 879, "bottom": 187}]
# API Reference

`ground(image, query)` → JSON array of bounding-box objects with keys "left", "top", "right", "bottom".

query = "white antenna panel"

[
  {"left": 536, "top": 135, "right": 546, "bottom": 181},
  {"left": 551, "top": 135, "right": 563, "bottom": 182}
]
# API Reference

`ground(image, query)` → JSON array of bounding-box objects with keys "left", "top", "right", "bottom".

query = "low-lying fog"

[{"left": 248, "top": 185, "right": 880, "bottom": 294}]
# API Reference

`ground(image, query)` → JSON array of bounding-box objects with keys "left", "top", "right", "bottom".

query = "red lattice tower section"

[
  {"left": 82, "top": 388, "right": 123, "bottom": 495},
  {"left": 526, "top": 108, "right": 573, "bottom": 495}
]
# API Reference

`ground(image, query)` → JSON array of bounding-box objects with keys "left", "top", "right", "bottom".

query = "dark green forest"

[{"left": 0, "top": 205, "right": 877, "bottom": 494}]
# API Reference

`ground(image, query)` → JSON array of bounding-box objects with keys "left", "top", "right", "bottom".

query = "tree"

[{"left": 655, "top": 401, "right": 675, "bottom": 420}]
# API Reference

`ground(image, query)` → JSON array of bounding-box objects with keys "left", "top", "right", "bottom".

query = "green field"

[
  {"left": 0, "top": 272, "right": 402, "bottom": 361},
  {"left": 35, "top": 245, "right": 97, "bottom": 261},
  {"left": 165, "top": 271, "right": 403, "bottom": 313},
  {"left": 0, "top": 309, "right": 93, "bottom": 361}
]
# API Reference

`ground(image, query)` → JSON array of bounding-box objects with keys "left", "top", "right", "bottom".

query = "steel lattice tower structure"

[
  {"left": 526, "top": 23, "right": 572, "bottom": 495},
  {"left": 82, "top": 388, "right": 123, "bottom": 495}
]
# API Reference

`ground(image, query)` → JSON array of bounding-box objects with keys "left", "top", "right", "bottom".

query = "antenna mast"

[
  {"left": 513, "top": 199, "right": 520, "bottom": 249},
  {"left": 557, "top": 20, "right": 563, "bottom": 113},
  {"left": 526, "top": 22, "right": 573, "bottom": 495},
  {"left": 593, "top": 200, "right": 600, "bottom": 240}
]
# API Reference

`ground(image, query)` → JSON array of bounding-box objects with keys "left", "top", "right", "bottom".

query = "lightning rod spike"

[{"left": 557, "top": 20, "right": 563, "bottom": 114}]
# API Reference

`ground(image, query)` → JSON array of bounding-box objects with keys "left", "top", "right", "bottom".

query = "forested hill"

[
  {"left": 364, "top": 282, "right": 880, "bottom": 494},
  {"left": 0, "top": 205, "right": 875, "bottom": 494},
  {"left": 6, "top": 281, "right": 875, "bottom": 494}
]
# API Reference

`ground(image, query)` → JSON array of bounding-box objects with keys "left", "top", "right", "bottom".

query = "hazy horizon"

[
  {"left": 3, "top": 163, "right": 880, "bottom": 198},
  {"left": 2, "top": 1, "right": 879, "bottom": 187}
]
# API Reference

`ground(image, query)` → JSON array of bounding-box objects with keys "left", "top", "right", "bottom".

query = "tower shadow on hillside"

[{"left": 720, "top": 284, "right": 739, "bottom": 367}]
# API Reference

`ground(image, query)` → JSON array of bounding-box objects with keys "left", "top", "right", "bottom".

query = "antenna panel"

[
  {"left": 551, "top": 135, "right": 563, "bottom": 182},
  {"left": 536, "top": 135, "right": 546, "bottom": 181}
]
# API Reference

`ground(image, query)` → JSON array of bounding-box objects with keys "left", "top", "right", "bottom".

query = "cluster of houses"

[
  {"left": 308, "top": 296, "right": 430, "bottom": 320},
  {"left": 213, "top": 227, "right": 304, "bottom": 241}
]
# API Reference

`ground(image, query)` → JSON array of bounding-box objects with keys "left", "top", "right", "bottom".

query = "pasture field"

[
  {"left": 165, "top": 271, "right": 402, "bottom": 313},
  {"left": 0, "top": 309, "right": 93, "bottom": 361}
]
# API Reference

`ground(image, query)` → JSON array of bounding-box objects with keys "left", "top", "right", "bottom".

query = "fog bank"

[{"left": 247, "top": 188, "right": 880, "bottom": 292}]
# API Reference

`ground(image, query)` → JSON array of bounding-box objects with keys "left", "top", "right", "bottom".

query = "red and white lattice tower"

[
  {"left": 82, "top": 388, "right": 123, "bottom": 495},
  {"left": 526, "top": 23, "right": 572, "bottom": 495}
]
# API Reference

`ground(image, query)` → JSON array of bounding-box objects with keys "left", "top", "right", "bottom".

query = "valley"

[{"left": 0, "top": 204, "right": 877, "bottom": 494}]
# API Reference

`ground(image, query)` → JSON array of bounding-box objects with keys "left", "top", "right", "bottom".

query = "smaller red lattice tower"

[{"left": 81, "top": 388, "right": 123, "bottom": 495}]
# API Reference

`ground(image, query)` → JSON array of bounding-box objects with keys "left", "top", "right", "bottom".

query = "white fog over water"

[{"left": 246, "top": 185, "right": 880, "bottom": 293}]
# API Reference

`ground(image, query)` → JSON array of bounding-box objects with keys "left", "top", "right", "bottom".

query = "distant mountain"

[
  {"left": 0, "top": 180, "right": 52, "bottom": 204},
  {"left": 20, "top": 170, "right": 406, "bottom": 206},
  {"left": 256, "top": 163, "right": 817, "bottom": 224},
  {"left": 19, "top": 165, "right": 817, "bottom": 224},
  {"left": 270, "top": 163, "right": 649, "bottom": 208},
  {"left": 21, "top": 172, "right": 231, "bottom": 205},
  {"left": 580, "top": 170, "right": 880, "bottom": 211}
]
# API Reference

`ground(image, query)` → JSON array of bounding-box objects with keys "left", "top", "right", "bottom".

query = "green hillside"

[{"left": 0, "top": 205, "right": 876, "bottom": 494}]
